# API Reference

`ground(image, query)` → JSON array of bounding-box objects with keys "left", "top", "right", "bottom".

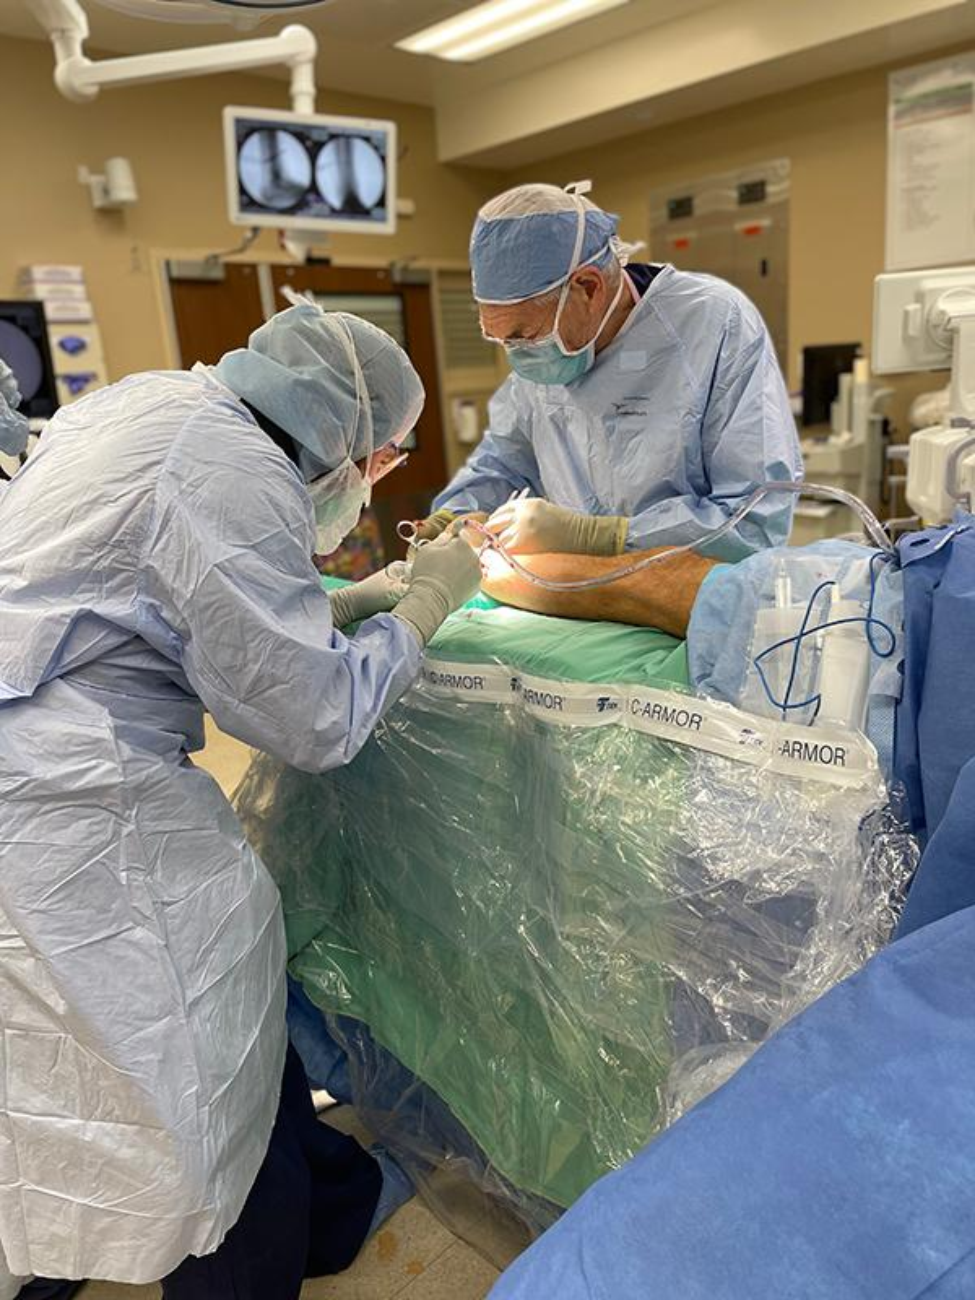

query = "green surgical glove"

[
  {"left": 329, "top": 562, "right": 410, "bottom": 629},
  {"left": 393, "top": 537, "right": 482, "bottom": 647},
  {"left": 413, "top": 508, "right": 459, "bottom": 543},
  {"left": 485, "top": 498, "right": 628, "bottom": 556}
]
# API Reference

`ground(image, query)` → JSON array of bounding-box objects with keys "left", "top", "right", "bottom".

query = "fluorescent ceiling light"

[{"left": 396, "top": 0, "right": 631, "bottom": 63}]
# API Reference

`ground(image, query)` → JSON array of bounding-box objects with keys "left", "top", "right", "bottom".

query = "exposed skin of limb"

[{"left": 477, "top": 547, "right": 718, "bottom": 639}]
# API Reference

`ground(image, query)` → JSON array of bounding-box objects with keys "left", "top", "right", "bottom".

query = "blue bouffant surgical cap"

[
  {"left": 470, "top": 183, "right": 621, "bottom": 305},
  {"left": 215, "top": 303, "right": 425, "bottom": 480}
]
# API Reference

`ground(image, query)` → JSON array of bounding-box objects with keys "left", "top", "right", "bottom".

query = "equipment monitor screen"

[
  {"left": 0, "top": 300, "right": 58, "bottom": 422},
  {"left": 224, "top": 106, "right": 397, "bottom": 235}
]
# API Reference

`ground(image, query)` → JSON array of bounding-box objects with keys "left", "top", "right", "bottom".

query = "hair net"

[
  {"left": 214, "top": 303, "right": 425, "bottom": 480},
  {"left": 470, "top": 182, "right": 639, "bottom": 305},
  {"left": 0, "top": 358, "right": 29, "bottom": 457}
]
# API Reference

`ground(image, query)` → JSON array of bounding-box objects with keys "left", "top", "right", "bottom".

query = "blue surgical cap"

[
  {"left": 215, "top": 303, "right": 425, "bottom": 480},
  {"left": 470, "top": 183, "right": 620, "bottom": 305},
  {"left": 0, "top": 358, "right": 29, "bottom": 457}
]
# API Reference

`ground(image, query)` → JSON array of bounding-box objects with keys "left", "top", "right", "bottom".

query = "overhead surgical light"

[
  {"left": 395, "top": 0, "right": 632, "bottom": 63},
  {"left": 89, "top": 0, "right": 330, "bottom": 20},
  {"left": 32, "top": 0, "right": 319, "bottom": 109}
]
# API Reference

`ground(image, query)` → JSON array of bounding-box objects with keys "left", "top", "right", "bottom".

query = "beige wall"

[
  {"left": 0, "top": 34, "right": 501, "bottom": 379},
  {"left": 4, "top": 31, "right": 969, "bottom": 428},
  {"left": 512, "top": 41, "right": 975, "bottom": 426}
]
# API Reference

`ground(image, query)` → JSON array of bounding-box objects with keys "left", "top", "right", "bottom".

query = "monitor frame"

[
  {"left": 223, "top": 104, "right": 398, "bottom": 236},
  {"left": 873, "top": 266, "right": 975, "bottom": 375}
]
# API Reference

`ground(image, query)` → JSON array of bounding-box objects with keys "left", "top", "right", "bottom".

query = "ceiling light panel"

[{"left": 396, "top": 0, "right": 631, "bottom": 63}]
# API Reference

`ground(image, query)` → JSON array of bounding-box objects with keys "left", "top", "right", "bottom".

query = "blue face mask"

[{"left": 503, "top": 272, "right": 626, "bottom": 387}]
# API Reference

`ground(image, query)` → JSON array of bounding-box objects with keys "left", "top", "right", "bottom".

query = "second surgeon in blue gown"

[{"left": 421, "top": 182, "right": 802, "bottom": 561}]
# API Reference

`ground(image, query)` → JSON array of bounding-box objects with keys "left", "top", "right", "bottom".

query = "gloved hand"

[
  {"left": 0, "top": 359, "right": 28, "bottom": 458},
  {"left": 485, "top": 497, "right": 628, "bottom": 557},
  {"left": 413, "top": 508, "right": 458, "bottom": 543},
  {"left": 393, "top": 537, "right": 481, "bottom": 647},
  {"left": 411, "top": 508, "right": 489, "bottom": 545},
  {"left": 329, "top": 562, "right": 410, "bottom": 628},
  {"left": 446, "top": 511, "right": 489, "bottom": 542}
]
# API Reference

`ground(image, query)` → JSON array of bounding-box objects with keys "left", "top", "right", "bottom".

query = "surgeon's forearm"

[
  {"left": 479, "top": 549, "right": 718, "bottom": 638},
  {"left": 433, "top": 424, "right": 539, "bottom": 518}
]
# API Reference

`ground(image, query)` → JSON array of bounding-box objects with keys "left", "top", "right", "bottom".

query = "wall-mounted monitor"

[{"left": 224, "top": 105, "right": 397, "bottom": 235}]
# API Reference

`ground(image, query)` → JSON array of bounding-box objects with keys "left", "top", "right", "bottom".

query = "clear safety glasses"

[{"left": 365, "top": 441, "right": 410, "bottom": 486}]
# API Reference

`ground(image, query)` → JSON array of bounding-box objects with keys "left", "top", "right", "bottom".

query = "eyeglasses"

[
  {"left": 480, "top": 301, "right": 562, "bottom": 350},
  {"left": 365, "top": 441, "right": 410, "bottom": 485}
]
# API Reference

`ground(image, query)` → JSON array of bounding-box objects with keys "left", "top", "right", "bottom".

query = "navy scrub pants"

[
  {"left": 20, "top": 1044, "right": 381, "bottom": 1300},
  {"left": 163, "top": 1044, "right": 382, "bottom": 1298}
]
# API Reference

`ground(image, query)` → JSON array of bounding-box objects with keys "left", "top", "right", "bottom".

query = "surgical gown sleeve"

[
  {"left": 626, "top": 299, "right": 801, "bottom": 559},
  {"left": 140, "top": 409, "right": 421, "bottom": 773},
  {"left": 432, "top": 376, "right": 540, "bottom": 515}
]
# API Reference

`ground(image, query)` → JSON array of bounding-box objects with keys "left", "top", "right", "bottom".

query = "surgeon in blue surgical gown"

[
  {"left": 418, "top": 182, "right": 802, "bottom": 560},
  {"left": 0, "top": 303, "right": 480, "bottom": 1300}
]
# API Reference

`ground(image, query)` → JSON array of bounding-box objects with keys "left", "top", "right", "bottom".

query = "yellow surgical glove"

[{"left": 485, "top": 498, "right": 628, "bottom": 556}]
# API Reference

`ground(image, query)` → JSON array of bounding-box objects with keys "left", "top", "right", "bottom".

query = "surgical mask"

[
  {"left": 504, "top": 272, "right": 626, "bottom": 386},
  {"left": 308, "top": 457, "right": 372, "bottom": 556}
]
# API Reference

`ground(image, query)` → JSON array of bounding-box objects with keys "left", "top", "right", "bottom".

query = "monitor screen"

[
  {"left": 0, "top": 300, "right": 59, "bottom": 422},
  {"left": 224, "top": 106, "right": 397, "bottom": 234},
  {"left": 801, "top": 343, "right": 860, "bottom": 428}
]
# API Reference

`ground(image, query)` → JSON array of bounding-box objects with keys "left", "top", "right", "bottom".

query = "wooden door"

[
  {"left": 271, "top": 264, "right": 447, "bottom": 559},
  {"left": 168, "top": 263, "right": 265, "bottom": 366}
]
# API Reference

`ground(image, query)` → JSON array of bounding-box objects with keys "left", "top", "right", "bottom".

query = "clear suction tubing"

[{"left": 460, "top": 481, "right": 895, "bottom": 593}]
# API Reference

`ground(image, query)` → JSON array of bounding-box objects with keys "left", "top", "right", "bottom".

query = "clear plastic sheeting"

[{"left": 236, "top": 628, "right": 916, "bottom": 1238}]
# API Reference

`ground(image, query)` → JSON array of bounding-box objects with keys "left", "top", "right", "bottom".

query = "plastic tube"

[
  {"left": 461, "top": 481, "right": 895, "bottom": 594},
  {"left": 753, "top": 553, "right": 896, "bottom": 725}
]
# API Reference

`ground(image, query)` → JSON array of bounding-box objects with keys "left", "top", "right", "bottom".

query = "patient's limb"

[{"left": 478, "top": 548, "right": 718, "bottom": 638}]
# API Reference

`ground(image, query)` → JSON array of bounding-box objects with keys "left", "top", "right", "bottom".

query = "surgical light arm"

[
  {"left": 31, "top": 0, "right": 317, "bottom": 112},
  {"left": 939, "top": 292, "right": 975, "bottom": 424}
]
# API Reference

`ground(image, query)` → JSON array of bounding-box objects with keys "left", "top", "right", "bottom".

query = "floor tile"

[
  {"left": 301, "top": 1197, "right": 457, "bottom": 1299},
  {"left": 421, "top": 1167, "right": 531, "bottom": 1271},
  {"left": 395, "top": 1240, "right": 499, "bottom": 1299},
  {"left": 196, "top": 717, "right": 253, "bottom": 795},
  {"left": 59, "top": 1192, "right": 515, "bottom": 1299},
  {"left": 85, "top": 1285, "right": 160, "bottom": 1298}
]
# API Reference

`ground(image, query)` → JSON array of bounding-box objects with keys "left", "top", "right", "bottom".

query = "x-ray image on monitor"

[
  {"left": 225, "top": 106, "right": 397, "bottom": 234},
  {"left": 238, "top": 129, "right": 313, "bottom": 212},
  {"left": 315, "top": 137, "right": 386, "bottom": 216}
]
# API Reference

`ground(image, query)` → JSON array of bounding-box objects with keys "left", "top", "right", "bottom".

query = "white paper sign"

[{"left": 887, "top": 52, "right": 975, "bottom": 270}]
